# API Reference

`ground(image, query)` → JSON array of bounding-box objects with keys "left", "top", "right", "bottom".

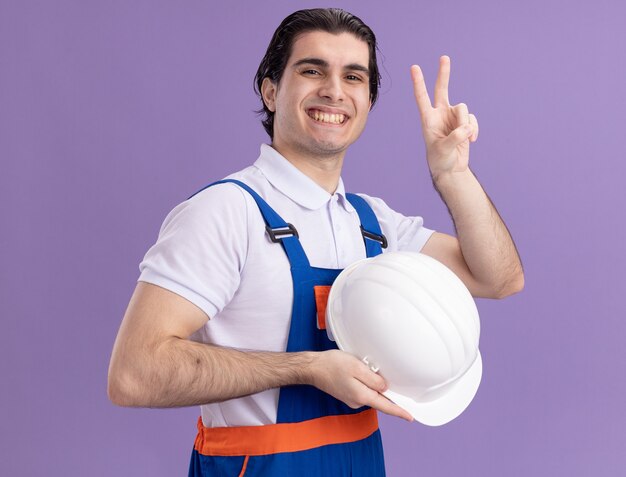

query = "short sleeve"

[
  {"left": 138, "top": 183, "right": 249, "bottom": 319},
  {"left": 357, "top": 194, "right": 435, "bottom": 252}
]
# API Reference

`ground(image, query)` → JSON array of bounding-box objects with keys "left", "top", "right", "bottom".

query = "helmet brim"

[{"left": 383, "top": 351, "right": 482, "bottom": 426}]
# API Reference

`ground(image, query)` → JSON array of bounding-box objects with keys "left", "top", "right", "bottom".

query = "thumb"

[{"left": 442, "top": 123, "right": 472, "bottom": 151}]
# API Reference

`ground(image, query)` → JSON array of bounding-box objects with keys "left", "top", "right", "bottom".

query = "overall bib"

[{"left": 188, "top": 180, "right": 388, "bottom": 476}]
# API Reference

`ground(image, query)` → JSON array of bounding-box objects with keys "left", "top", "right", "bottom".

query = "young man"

[{"left": 108, "top": 8, "right": 523, "bottom": 476}]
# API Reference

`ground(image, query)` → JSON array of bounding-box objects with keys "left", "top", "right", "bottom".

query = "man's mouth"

[{"left": 307, "top": 109, "right": 347, "bottom": 125}]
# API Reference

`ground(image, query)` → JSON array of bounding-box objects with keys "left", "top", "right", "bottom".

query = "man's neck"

[{"left": 270, "top": 144, "right": 344, "bottom": 195}]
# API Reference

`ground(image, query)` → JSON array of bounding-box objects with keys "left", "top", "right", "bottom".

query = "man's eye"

[
  {"left": 346, "top": 75, "right": 363, "bottom": 81},
  {"left": 303, "top": 69, "right": 320, "bottom": 75}
]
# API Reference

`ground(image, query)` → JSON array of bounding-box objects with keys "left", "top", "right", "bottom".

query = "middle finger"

[{"left": 434, "top": 55, "right": 451, "bottom": 107}]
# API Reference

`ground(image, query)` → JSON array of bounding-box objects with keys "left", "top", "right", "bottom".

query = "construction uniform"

[{"left": 189, "top": 179, "right": 387, "bottom": 476}]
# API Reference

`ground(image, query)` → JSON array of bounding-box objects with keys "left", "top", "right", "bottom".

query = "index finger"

[
  {"left": 410, "top": 64, "right": 432, "bottom": 117},
  {"left": 367, "top": 391, "right": 414, "bottom": 422}
]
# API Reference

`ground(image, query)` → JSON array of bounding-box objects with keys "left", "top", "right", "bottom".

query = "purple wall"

[{"left": 2, "top": 1, "right": 625, "bottom": 475}]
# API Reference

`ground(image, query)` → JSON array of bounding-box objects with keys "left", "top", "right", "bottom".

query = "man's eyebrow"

[
  {"left": 345, "top": 63, "right": 370, "bottom": 76},
  {"left": 292, "top": 57, "right": 370, "bottom": 76},
  {"left": 292, "top": 57, "right": 329, "bottom": 69}
]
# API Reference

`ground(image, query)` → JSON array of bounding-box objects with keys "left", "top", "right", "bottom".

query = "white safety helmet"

[{"left": 326, "top": 251, "right": 482, "bottom": 426}]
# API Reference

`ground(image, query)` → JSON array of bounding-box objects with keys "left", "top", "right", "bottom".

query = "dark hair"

[{"left": 254, "top": 8, "right": 381, "bottom": 139}]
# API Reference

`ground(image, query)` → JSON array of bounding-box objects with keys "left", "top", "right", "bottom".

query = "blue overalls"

[{"left": 188, "top": 180, "right": 388, "bottom": 476}]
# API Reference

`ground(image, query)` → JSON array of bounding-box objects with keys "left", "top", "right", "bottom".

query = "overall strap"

[
  {"left": 189, "top": 179, "right": 311, "bottom": 268},
  {"left": 346, "top": 193, "right": 387, "bottom": 258}
]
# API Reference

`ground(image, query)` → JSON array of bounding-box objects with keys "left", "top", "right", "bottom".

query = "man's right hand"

[{"left": 307, "top": 349, "right": 414, "bottom": 422}]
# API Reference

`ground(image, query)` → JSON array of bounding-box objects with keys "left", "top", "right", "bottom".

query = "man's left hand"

[{"left": 410, "top": 56, "right": 479, "bottom": 181}]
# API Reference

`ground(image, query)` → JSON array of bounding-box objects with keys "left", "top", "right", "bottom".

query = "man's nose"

[{"left": 318, "top": 75, "right": 345, "bottom": 102}]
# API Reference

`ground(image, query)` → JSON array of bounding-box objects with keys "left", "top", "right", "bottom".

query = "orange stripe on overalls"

[{"left": 194, "top": 408, "right": 378, "bottom": 456}]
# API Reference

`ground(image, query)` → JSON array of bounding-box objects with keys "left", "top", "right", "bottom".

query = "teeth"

[{"left": 309, "top": 110, "right": 346, "bottom": 124}]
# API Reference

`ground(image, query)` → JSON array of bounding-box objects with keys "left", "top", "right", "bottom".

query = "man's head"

[{"left": 254, "top": 8, "right": 381, "bottom": 140}]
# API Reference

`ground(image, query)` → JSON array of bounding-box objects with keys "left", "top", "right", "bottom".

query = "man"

[{"left": 108, "top": 8, "right": 523, "bottom": 476}]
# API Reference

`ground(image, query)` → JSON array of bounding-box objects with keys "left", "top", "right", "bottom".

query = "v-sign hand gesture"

[{"left": 411, "top": 56, "right": 479, "bottom": 181}]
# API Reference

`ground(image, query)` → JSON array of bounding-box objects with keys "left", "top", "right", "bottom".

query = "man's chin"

[
  {"left": 308, "top": 148, "right": 347, "bottom": 162},
  {"left": 304, "top": 138, "right": 353, "bottom": 158}
]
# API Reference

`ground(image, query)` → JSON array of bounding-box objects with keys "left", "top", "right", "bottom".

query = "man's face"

[{"left": 262, "top": 30, "right": 372, "bottom": 161}]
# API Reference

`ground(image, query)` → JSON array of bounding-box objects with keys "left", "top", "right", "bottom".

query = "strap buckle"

[
  {"left": 360, "top": 226, "right": 388, "bottom": 249},
  {"left": 266, "top": 223, "right": 299, "bottom": 243}
]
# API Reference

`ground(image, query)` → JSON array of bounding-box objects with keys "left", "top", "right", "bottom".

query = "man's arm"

[
  {"left": 107, "top": 282, "right": 413, "bottom": 420},
  {"left": 420, "top": 173, "right": 524, "bottom": 298},
  {"left": 411, "top": 56, "right": 524, "bottom": 298}
]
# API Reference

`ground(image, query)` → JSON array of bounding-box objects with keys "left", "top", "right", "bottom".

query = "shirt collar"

[{"left": 253, "top": 144, "right": 356, "bottom": 213}]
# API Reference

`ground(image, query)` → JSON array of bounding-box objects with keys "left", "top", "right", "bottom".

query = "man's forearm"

[
  {"left": 433, "top": 168, "right": 524, "bottom": 297},
  {"left": 109, "top": 337, "right": 315, "bottom": 408}
]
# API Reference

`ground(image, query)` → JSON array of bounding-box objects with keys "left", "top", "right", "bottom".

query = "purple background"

[{"left": 2, "top": 0, "right": 625, "bottom": 475}]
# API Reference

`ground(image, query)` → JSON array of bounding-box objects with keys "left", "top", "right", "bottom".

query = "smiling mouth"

[{"left": 307, "top": 109, "right": 347, "bottom": 125}]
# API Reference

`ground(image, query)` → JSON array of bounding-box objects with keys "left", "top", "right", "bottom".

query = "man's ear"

[{"left": 261, "top": 77, "right": 277, "bottom": 112}]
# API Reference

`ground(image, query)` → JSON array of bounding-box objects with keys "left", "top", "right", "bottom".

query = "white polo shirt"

[{"left": 138, "top": 144, "right": 435, "bottom": 427}]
